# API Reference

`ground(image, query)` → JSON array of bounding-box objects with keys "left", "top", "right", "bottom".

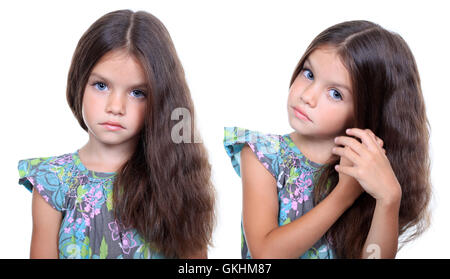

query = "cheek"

[
  {"left": 344, "top": 109, "right": 355, "bottom": 127},
  {"left": 287, "top": 89, "right": 296, "bottom": 104},
  {"left": 320, "top": 105, "right": 354, "bottom": 132},
  {"left": 287, "top": 80, "right": 304, "bottom": 104},
  {"left": 82, "top": 91, "right": 101, "bottom": 122},
  {"left": 129, "top": 103, "right": 147, "bottom": 130},
  {"left": 341, "top": 101, "right": 355, "bottom": 127},
  {"left": 81, "top": 92, "right": 93, "bottom": 124}
]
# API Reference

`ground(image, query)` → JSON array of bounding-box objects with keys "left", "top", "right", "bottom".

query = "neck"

[
  {"left": 289, "top": 131, "right": 339, "bottom": 165},
  {"left": 78, "top": 133, "right": 138, "bottom": 173}
]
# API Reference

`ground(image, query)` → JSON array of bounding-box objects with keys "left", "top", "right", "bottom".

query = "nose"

[
  {"left": 300, "top": 84, "right": 319, "bottom": 108},
  {"left": 105, "top": 91, "right": 126, "bottom": 115}
]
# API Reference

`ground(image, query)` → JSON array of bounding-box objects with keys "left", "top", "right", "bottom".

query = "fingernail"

[{"left": 346, "top": 129, "right": 351, "bottom": 133}]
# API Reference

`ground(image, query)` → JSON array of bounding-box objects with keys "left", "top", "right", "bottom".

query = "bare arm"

[
  {"left": 30, "top": 188, "right": 62, "bottom": 259},
  {"left": 361, "top": 191, "right": 401, "bottom": 258},
  {"left": 240, "top": 145, "right": 362, "bottom": 258}
]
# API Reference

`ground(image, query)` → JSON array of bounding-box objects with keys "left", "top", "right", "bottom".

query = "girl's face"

[
  {"left": 287, "top": 46, "right": 354, "bottom": 140},
  {"left": 82, "top": 49, "right": 148, "bottom": 148}
]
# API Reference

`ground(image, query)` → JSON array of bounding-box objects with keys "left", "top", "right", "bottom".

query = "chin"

[
  {"left": 288, "top": 116, "right": 311, "bottom": 134},
  {"left": 289, "top": 118, "right": 338, "bottom": 140},
  {"left": 96, "top": 138, "right": 127, "bottom": 146},
  {"left": 91, "top": 132, "right": 132, "bottom": 146}
]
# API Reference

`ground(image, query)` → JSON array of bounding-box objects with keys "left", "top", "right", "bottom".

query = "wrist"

[
  {"left": 376, "top": 180, "right": 402, "bottom": 206},
  {"left": 376, "top": 185, "right": 402, "bottom": 208},
  {"left": 333, "top": 181, "right": 363, "bottom": 209}
]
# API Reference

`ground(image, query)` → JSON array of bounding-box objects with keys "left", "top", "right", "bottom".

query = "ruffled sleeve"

[
  {"left": 18, "top": 157, "right": 69, "bottom": 212},
  {"left": 223, "top": 127, "right": 282, "bottom": 179}
]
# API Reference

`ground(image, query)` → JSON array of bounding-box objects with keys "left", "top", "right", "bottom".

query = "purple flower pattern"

[
  {"left": 18, "top": 151, "right": 165, "bottom": 259},
  {"left": 224, "top": 127, "right": 336, "bottom": 259}
]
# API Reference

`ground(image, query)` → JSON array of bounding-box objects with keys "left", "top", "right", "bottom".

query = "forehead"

[
  {"left": 90, "top": 49, "right": 146, "bottom": 83},
  {"left": 305, "top": 46, "right": 352, "bottom": 92}
]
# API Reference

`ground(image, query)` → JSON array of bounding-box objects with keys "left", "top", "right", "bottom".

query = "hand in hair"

[
  {"left": 334, "top": 144, "right": 364, "bottom": 205},
  {"left": 332, "top": 129, "right": 385, "bottom": 206},
  {"left": 332, "top": 128, "right": 401, "bottom": 205}
]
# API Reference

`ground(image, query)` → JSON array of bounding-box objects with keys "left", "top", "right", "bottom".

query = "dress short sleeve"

[
  {"left": 18, "top": 157, "right": 69, "bottom": 212},
  {"left": 223, "top": 127, "right": 281, "bottom": 179}
]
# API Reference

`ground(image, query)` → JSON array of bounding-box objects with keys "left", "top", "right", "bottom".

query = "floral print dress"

[
  {"left": 223, "top": 127, "right": 335, "bottom": 259},
  {"left": 18, "top": 151, "right": 166, "bottom": 259}
]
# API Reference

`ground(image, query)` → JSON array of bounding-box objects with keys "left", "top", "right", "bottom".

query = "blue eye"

[
  {"left": 130, "top": 90, "right": 146, "bottom": 99},
  {"left": 328, "top": 89, "right": 343, "bottom": 101},
  {"left": 302, "top": 69, "right": 314, "bottom": 80},
  {"left": 94, "top": 82, "right": 108, "bottom": 91}
]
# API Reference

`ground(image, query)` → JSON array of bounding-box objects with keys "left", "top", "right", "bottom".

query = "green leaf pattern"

[
  {"left": 224, "top": 127, "right": 336, "bottom": 259},
  {"left": 17, "top": 151, "right": 166, "bottom": 259}
]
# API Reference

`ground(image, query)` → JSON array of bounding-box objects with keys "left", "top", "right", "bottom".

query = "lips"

[
  {"left": 292, "top": 107, "right": 312, "bottom": 122},
  {"left": 100, "top": 121, "right": 125, "bottom": 130}
]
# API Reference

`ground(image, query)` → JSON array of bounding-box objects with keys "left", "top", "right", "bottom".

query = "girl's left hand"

[{"left": 332, "top": 128, "right": 402, "bottom": 205}]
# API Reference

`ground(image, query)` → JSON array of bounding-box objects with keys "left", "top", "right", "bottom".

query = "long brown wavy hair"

[
  {"left": 289, "top": 20, "right": 431, "bottom": 258},
  {"left": 66, "top": 10, "right": 215, "bottom": 258}
]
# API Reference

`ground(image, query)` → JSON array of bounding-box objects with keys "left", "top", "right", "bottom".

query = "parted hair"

[{"left": 66, "top": 9, "right": 215, "bottom": 258}]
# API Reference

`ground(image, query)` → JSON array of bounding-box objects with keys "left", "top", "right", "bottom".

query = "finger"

[
  {"left": 346, "top": 128, "right": 378, "bottom": 151},
  {"left": 332, "top": 146, "right": 361, "bottom": 165},
  {"left": 335, "top": 164, "right": 359, "bottom": 179},
  {"left": 376, "top": 137, "right": 384, "bottom": 147},
  {"left": 364, "top": 129, "right": 383, "bottom": 147},
  {"left": 365, "top": 129, "right": 377, "bottom": 141},
  {"left": 334, "top": 136, "right": 367, "bottom": 156},
  {"left": 365, "top": 130, "right": 384, "bottom": 148}
]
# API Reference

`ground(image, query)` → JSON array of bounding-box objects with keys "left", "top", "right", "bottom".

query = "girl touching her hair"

[
  {"left": 18, "top": 10, "right": 215, "bottom": 259},
  {"left": 224, "top": 20, "right": 431, "bottom": 259}
]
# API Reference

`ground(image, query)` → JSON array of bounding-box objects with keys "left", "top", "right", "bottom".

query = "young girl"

[
  {"left": 18, "top": 10, "right": 215, "bottom": 259},
  {"left": 224, "top": 20, "right": 431, "bottom": 259}
]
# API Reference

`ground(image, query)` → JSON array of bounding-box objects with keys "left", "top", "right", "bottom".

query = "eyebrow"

[
  {"left": 303, "top": 58, "right": 352, "bottom": 93},
  {"left": 89, "top": 72, "right": 148, "bottom": 89}
]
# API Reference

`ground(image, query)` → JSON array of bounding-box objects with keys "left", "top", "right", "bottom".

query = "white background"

[{"left": 0, "top": 0, "right": 448, "bottom": 258}]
